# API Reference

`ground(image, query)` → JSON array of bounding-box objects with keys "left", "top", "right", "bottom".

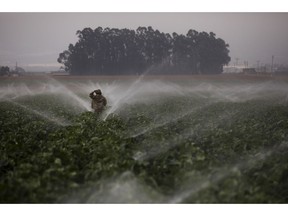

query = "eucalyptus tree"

[
  {"left": 58, "top": 26, "right": 230, "bottom": 75},
  {"left": 196, "top": 31, "right": 230, "bottom": 74},
  {"left": 171, "top": 32, "right": 191, "bottom": 73},
  {"left": 0, "top": 66, "right": 10, "bottom": 76}
]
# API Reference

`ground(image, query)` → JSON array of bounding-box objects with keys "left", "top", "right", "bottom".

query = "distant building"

[
  {"left": 274, "top": 65, "right": 288, "bottom": 76},
  {"left": 223, "top": 65, "right": 244, "bottom": 73},
  {"left": 243, "top": 68, "right": 256, "bottom": 74},
  {"left": 275, "top": 70, "right": 288, "bottom": 76}
]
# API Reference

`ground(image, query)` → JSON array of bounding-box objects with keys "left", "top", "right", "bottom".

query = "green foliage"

[
  {"left": 58, "top": 27, "right": 230, "bottom": 75},
  {"left": 1, "top": 92, "right": 288, "bottom": 203},
  {"left": 0, "top": 66, "right": 10, "bottom": 76}
]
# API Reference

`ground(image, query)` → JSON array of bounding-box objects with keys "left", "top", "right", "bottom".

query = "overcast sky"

[{"left": 0, "top": 12, "right": 288, "bottom": 72}]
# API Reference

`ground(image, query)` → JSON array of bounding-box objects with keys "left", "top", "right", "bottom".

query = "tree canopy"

[
  {"left": 0, "top": 66, "right": 10, "bottom": 76},
  {"left": 58, "top": 26, "right": 231, "bottom": 75}
]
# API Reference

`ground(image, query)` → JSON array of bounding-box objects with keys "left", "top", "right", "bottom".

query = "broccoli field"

[{"left": 1, "top": 75, "right": 288, "bottom": 203}]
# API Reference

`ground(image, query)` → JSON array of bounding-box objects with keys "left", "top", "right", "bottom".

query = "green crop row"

[{"left": 0, "top": 94, "right": 288, "bottom": 203}]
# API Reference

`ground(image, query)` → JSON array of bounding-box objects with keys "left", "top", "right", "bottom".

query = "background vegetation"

[
  {"left": 1, "top": 78, "right": 288, "bottom": 203},
  {"left": 58, "top": 27, "right": 231, "bottom": 75}
]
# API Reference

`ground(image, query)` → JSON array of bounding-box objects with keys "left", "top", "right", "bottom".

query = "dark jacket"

[{"left": 89, "top": 92, "right": 107, "bottom": 113}]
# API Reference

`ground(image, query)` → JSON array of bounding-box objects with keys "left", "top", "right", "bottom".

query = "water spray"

[
  {"left": 66, "top": 171, "right": 166, "bottom": 203},
  {"left": 169, "top": 141, "right": 288, "bottom": 203},
  {"left": 42, "top": 75, "right": 91, "bottom": 111},
  {"left": 132, "top": 109, "right": 240, "bottom": 162},
  {"left": 101, "top": 60, "right": 174, "bottom": 121},
  {"left": 6, "top": 99, "right": 70, "bottom": 126},
  {"left": 127, "top": 100, "right": 214, "bottom": 138}
]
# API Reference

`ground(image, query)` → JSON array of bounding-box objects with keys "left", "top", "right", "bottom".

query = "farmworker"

[{"left": 89, "top": 89, "right": 107, "bottom": 113}]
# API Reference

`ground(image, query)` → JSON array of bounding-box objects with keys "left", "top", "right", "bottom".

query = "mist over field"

[{"left": 1, "top": 74, "right": 288, "bottom": 203}]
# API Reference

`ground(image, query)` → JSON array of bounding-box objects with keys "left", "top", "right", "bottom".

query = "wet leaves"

[{"left": 0, "top": 94, "right": 288, "bottom": 203}]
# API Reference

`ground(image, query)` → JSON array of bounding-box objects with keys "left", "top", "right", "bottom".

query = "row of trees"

[
  {"left": 0, "top": 66, "right": 10, "bottom": 76},
  {"left": 58, "top": 26, "right": 231, "bottom": 75}
]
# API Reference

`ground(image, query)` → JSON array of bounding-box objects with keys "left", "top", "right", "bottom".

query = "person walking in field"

[{"left": 89, "top": 89, "right": 107, "bottom": 114}]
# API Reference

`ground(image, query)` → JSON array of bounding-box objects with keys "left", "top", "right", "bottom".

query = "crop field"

[{"left": 1, "top": 74, "right": 288, "bottom": 203}]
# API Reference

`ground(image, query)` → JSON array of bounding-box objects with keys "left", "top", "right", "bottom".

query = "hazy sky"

[{"left": 0, "top": 12, "right": 288, "bottom": 71}]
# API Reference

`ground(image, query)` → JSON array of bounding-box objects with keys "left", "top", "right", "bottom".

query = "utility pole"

[
  {"left": 257, "top": 60, "right": 260, "bottom": 75},
  {"left": 271, "top": 55, "right": 274, "bottom": 72},
  {"left": 235, "top": 58, "right": 239, "bottom": 66},
  {"left": 271, "top": 55, "right": 274, "bottom": 73}
]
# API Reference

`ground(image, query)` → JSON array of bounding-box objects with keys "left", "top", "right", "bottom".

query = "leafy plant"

[{"left": 1, "top": 82, "right": 288, "bottom": 203}]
